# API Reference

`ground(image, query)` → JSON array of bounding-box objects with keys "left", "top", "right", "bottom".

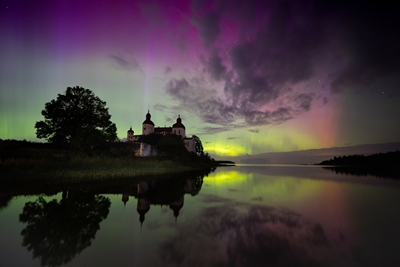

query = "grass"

[
  {"left": 1, "top": 156, "right": 193, "bottom": 182},
  {"left": 0, "top": 140, "right": 217, "bottom": 191}
]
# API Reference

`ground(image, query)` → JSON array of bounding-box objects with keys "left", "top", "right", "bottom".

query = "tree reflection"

[
  {"left": 0, "top": 194, "right": 13, "bottom": 210},
  {"left": 19, "top": 191, "right": 111, "bottom": 267}
]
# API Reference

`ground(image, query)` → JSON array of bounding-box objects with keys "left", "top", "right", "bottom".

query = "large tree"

[{"left": 35, "top": 86, "right": 117, "bottom": 149}]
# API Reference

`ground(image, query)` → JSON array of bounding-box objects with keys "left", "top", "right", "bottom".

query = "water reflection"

[
  {"left": 13, "top": 169, "right": 210, "bottom": 266},
  {"left": 122, "top": 171, "right": 205, "bottom": 225},
  {"left": 1, "top": 166, "right": 399, "bottom": 266},
  {"left": 19, "top": 191, "right": 111, "bottom": 267},
  {"left": 159, "top": 195, "right": 350, "bottom": 267},
  {"left": 322, "top": 166, "right": 400, "bottom": 180}
]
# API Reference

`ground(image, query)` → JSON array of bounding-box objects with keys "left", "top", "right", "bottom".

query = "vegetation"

[
  {"left": 193, "top": 135, "right": 203, "bottom": 154},
  {"left": 318, "top": 151, "right": 400, "bottom": 180},
  {"left": 318, "top": 151, "right": 400, "bottom": 166},
  {"left": 35, "top": 86, "right": 118, "bottom": 151},
  {"left": 0, "top": 139, "right": 220, "bottom": 189}
]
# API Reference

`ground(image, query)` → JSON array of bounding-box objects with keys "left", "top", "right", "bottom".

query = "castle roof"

[
  {"left": 154, "top": 127, "right": 173, "bottom": 133},
  {"left": 172, "top": 115, "right": 185, "bottom": 129},
  {"left": 142, "top": 111, "right": 155, "bottom": 126},
  {"left": 127, "top": 127, "right": 134, "bottom": 133}
]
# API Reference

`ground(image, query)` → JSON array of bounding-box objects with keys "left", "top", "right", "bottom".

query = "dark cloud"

[
  {"left": 191, "top": 12, "right": 221, "bottom": 48},
  {"left": 159, "top": 201, "right": 348, "bottom": 267},
  {"left": 166, "top": 78, "right": 238, "bottom": 126},
  {"left": 293, "top": 93, "right": 314, "bottom": 112},
  {"left": 153, "top": 103, "right": 167, "bottom": 111},
  {"left": 227, "top": 137, "right": 238, "bottom": 140},
  {"left": 166, "top": 0, "right": 400, "bottom": 131},
  {"left": 199, "top": 126, "right": 237, "bottom": 134},
  {"left": 248, "top": 129, "right": 259, "bottom": 133},
  {"left": 201, "top": 51, "right": 227, "bottom": 81},
  {"left": 108, "top": 55, "right": 142, "bottom": 72},
  {"left": 166, "top": 78, "right": 314, "bottom": 130},
  {"left": 164, "top": 66, "right": 172, "bottom": 75}
]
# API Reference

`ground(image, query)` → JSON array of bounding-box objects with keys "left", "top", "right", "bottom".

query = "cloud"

[
  {"left": 153, "top": 103, "right": 168, "bottom": 111},
  {"left": 164, "top": 0, "right": 400, "bottom": 132},
  {"left": 199, "top": 126, "right": 236, "bottom": 135},
  {"left": 248, "top": 129, "right": 259, "bottom": 133},
  {"left": 108, "top": 54, "right": 143, "bottom": 72},
  {"left": 166, "top": 78, "right": 238, "bottom": 126},
  {"left": 201, "top": 51, "right": 227, "bottom": 81},
  {"left": 164, "top": 66, "right": 172, "bottom": 75},
  {"left": 166, "top": 78, "right": 315, "bottom": 129},
  {"left": 191, "top": 12, "right": 221, "bottom": 48}
]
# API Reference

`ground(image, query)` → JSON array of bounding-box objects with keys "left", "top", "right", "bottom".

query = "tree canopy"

[
  {"left": 192, "top": 135, "right": 203, "bottom": 154},
  {"left": 35, "top": 86, "right": 117, "bottom": 150}
]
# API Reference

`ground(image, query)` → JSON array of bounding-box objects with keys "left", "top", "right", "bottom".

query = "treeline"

[
  {"left": 318, "top": 151, "right": 400, "bottom": 166},
  {"left": 0, "top": 138, "right": 214, "bottom": 164},
  {"left": 323, "top": 166, "right": 400, "bottom": 180},
  {"left": 0, "top": 137, "right": 217, "bottom": 174},
  {"left": 0, "top": 139, "right": 138, "bottom": 160}
]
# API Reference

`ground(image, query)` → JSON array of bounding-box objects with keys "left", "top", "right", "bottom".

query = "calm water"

[{"left": 1, "top": 165, "right": 400, "bottom": 267}]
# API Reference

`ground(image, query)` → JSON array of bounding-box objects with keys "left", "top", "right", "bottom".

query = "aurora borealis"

[{"left": 1, "top": 0, "right": 399, "bottom": 158}]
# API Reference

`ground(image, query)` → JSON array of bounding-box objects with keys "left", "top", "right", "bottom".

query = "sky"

[{"left": 1, "top": 0, "right": 399, "bottom": 159}]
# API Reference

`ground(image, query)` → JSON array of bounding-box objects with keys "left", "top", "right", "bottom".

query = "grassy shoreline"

[
  {"left": 0, "top": 139, "right": 231, "bottom": 189},
  {"left": 1, "top": 156, "right": 213, "bottom": 182}
]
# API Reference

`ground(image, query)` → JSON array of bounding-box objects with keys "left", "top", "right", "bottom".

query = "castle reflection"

[{"left": 122, "top": 174, "right": 204, "bottom": 225}]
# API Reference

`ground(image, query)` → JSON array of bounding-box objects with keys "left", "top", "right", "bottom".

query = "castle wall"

[
  {"left": 184, "top": 138, "right": 196, "bottom": 152},
  {"left": 140, "top": 142, "right": 158, "bottom": 156}
]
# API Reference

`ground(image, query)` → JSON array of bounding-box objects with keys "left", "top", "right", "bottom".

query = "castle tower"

[
  {"left": 127, "top": 127, "right": 134, "bottom": 142},
  {"left": 172, "top": 115, "right": 186, "bottom": 138},
  {"left": 122, "top": 193, "right": 129, "bottom": 207},
  {"left": 137, "top": 198, "right": 150, "bottom": 226},
  {"left": 169, "top": 195, "right": 184, "bottom": 222},
  {"left": 142, "top": 110, "right": 155, "bottom": 135}
]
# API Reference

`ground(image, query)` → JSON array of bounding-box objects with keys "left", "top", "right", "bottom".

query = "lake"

[{"left": 1, "top": 165, "right": 399, "bottom": 267}]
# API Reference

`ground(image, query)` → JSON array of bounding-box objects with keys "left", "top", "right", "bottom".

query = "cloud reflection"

[{"left": 159, "top": 197, "right": 351, "bottom": 267}]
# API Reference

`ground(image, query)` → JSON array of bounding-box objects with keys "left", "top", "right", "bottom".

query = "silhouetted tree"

[
  {"left": 192, "top": 135, "right": 204, "bottom": 154},
  {"left": 19, "top": 191, "right": 111, "bottom": 267},
  {"left": 35, "top": 86, "right": 117, "bottom": 151}
]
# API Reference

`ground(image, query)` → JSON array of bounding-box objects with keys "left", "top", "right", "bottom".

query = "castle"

[{"left": 127, "top": 111, "right": 196, "bottom": 153}]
